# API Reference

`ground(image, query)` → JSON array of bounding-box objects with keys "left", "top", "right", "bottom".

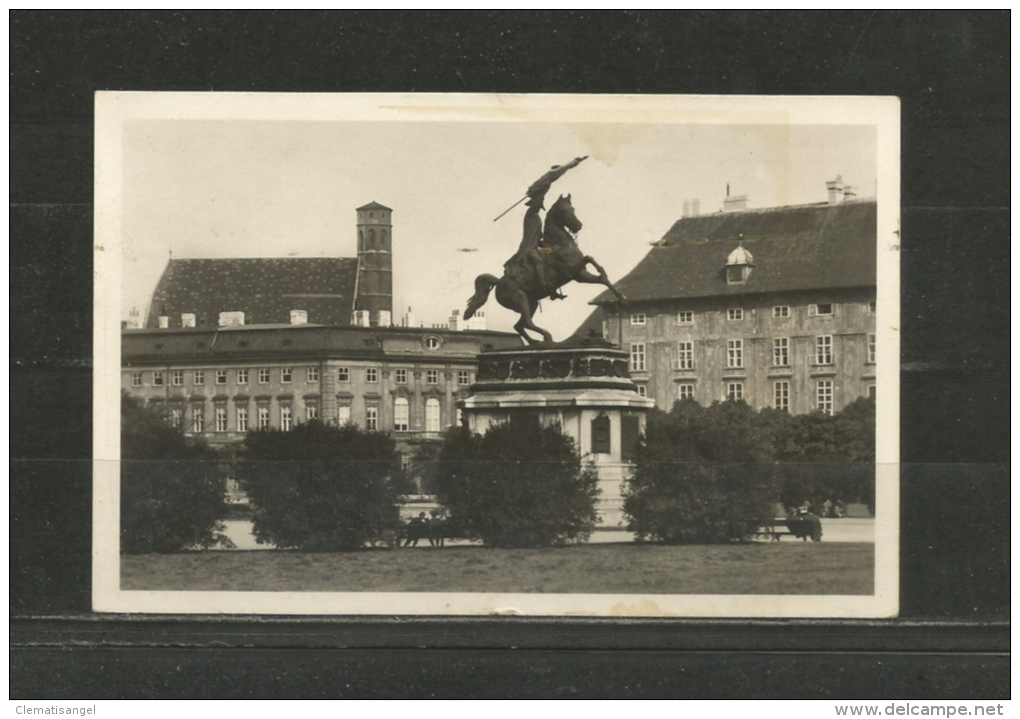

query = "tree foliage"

[
  {"left": 771, "top": 396, "right": 876, "bottom": 512},
  {"left": 623, "top": 400, "right": 778, "bottom": 543},
  {"left": 433, "top": 421, "right": 600, "bottom": 548},
  {"left": 624, "top": 396, "right": 876, "bottom": 542},
  {"left": 121, "top": 393, "right": 231, "bottom": 554},
  {"left": 236, "top": 421, "right": 407, "bottom": 551},
  {"left": 407, "top": 440, "right": 443, "bottom": 495}
]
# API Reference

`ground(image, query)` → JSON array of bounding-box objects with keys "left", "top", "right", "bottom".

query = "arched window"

[
  {"left": 394, "top": 397, "right": 409, "bottom": 432},
  {"left": 381, "top": 229, "right": 389, "bottom": 249},
  {"left": 358, "top": 229, "right": 364, "bottom": 251},
  {"left": 425, "top": 398, "right": 441, "bottom": 433},
  {"left": 367, "top": 228, "right": 376, "bottom": 249}
]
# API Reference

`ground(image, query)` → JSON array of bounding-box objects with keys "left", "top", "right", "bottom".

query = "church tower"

[{"left": 355, "top": 201, "right": 394, "bottom": 327}]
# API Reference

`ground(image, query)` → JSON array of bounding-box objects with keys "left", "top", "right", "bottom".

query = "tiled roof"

[
  {"left": 146, "top": 258, "right": 360, "bottom": 328},
  {"left": 592, "top": 200, "right": 876, "bottom": 305}
]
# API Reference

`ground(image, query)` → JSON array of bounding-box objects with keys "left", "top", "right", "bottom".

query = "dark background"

[{"left": 11, "top": 11, "right": 1009, "bottom": 698}]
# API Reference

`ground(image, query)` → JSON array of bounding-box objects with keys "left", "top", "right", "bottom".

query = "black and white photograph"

[{"left": 93, "top": 93, "right": 899, "bottom": 616}]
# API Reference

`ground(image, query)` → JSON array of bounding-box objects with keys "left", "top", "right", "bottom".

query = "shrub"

[
  {"left": 773, "top": 396, "right": 876, "bottom": 512},
  {"left": 121, "top": 393, "right": 231, "bottom": 554},
  {"left": 433, "top": 421, "right": 600, "bottom": 548},
  {"left": 622, "top": 400, "right": 777, "bottom": 543},
  {"left": 236, "top": 421, "right": 406, "bottom": 551}
]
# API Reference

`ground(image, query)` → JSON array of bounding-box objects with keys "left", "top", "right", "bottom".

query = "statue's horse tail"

[{"left": 465, "top": 273, "right": 500, "bottom": 320}]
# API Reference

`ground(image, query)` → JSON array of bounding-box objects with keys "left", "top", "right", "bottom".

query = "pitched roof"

[
  {"left": 592, "top": 199, "right": 876, "bottom": 305},
  {"left": 356, "top": 201, "right": 393, "bottom": 212},
  {"left": 146, "top": 257, "right": 360, "bottom": 328}
]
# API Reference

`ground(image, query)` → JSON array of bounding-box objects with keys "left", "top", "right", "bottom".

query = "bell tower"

[{"left": 355, "top": 201, "right": 394, "bottom": 327}]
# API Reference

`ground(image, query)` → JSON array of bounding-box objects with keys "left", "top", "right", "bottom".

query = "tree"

[
  {"left": 773, "top": 396, "right": 876, "bottom": 512},
  {"left": 433, "top": 421, "right": 600, "bottom": 548},
  {"left": 236, "top": 421, "right": 407, "bottom": 551},
  {"left": 120, "top": 393, "right": 231, "bottom": 553},
  {"left": 622, "top": 399, "right": 778, "bottom": 543},
  {"left": 407, "top": 440, "right": 443, "bottom": 495}
]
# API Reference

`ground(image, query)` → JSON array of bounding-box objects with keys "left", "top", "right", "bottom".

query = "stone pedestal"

[{"left": 459, "top": 344, "right": 654, "bottom": 528}]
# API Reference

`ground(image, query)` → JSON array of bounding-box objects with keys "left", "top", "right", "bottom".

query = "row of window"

[
  {"left": 660, "top": 379, "right": 874, "bottom": 415},
  {"left": 630, "top": 301, "right": 875, "bottom": 326},
  {"left": 133, "top": 367, "right": 473, "bottom": 388},
  {"left": 346, "top": 398, "right": 450, "bottom": 434},
  {"left": 630, "top": 334, "right": 877, "bottom": 372},
  {"left": 171, "top": 397, "right": 449, "bottom": 434},
  {"left": 170, "top": 403, "right": 313, "bottom": 433}
]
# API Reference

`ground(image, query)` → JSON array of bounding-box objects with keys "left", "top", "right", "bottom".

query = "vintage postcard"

[{"left": 93, "top": 93, "right": 899, "bottom": 616}]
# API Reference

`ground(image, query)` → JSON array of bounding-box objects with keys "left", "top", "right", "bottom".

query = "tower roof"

[{"left": 356, "top": 201, "right": 393, "bottom": 212}]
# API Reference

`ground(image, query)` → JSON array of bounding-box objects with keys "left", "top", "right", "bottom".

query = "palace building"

[
  {"left": 122, "top": 323, "right": 521, "bottom": 453},
  {"left": 584, "top": 180, "right": 877, "bottom": 415},
  {"left": 123, "top": 200, "right": 522, "bottom": 461}
]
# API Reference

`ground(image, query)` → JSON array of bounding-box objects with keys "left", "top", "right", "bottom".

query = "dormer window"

[
  {"left": 725, "top": 241, "right": 754, "bottom": 285},
  {"left": 727, "top": 266, "right": 751, "bottom": 284}
]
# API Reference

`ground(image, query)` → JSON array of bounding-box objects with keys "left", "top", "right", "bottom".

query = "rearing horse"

[{"left": 464, "top": 194, "right": 626, "bottom": 344}]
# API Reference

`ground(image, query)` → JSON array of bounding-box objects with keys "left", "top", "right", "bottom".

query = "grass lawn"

[{"left": 122, "top": 542, "right": 874, "bottom": 595}]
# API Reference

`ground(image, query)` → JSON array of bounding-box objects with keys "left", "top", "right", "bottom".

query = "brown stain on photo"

[
  {"left": 609, "top": 599, "right": 681, "bottom": 617},
  {"left": 565, "top": 123, "right": 652, "bottom": 167}
]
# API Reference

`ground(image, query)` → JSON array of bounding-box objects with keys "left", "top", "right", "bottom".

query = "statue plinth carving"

[{"left": 471, "top": 346, "right": 637, "bottom": 394}]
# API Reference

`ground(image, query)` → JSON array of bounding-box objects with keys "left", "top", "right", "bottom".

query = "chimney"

[
  {"left": 352, "top": 310, "right": 371, "bottom": 327},
  {"left": 826, "top": 175, "right": 845, "bottom": 204},
  {"left": 158, "top": 314, "right": 169, "bottom": 329},
  {"left": 218, "top": 311, "right": 245, "bottom": 327},
  {"left": 181, "top": 313, "right": 196, "bottom": 328},
  {"left": 290, "top": 309, "right": 308, "bottom": 325},
  {"left": 126, "top": 307, "right": 143, "bottom": 329},
  {"left": 682, "top": 199, "right": 690, "bottom": 218},
  {"left": 378, "top": 309, "right": 392, "bottom": 327},
  {"left": 843, "top": 184, "right": 856, "bottom": 201},
  {"left": 404, "top": 306, "right": 415, "bottom": 330},
  {"left": 463, "top": 309, "right": 487, "bottom": 331},
  {"left": 691, "top": 198, "right": 701, "bottom": 217},
  {"left": 723, "top": 193, "right": 748, "bottom": 213}
]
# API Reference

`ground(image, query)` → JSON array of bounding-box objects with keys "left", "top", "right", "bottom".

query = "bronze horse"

[{"left": 464, "top": 194, "right": 626, "bottom": 343}]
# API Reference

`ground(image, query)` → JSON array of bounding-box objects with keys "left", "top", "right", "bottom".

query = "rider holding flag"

[{"left": 503, "top": 156, "right": 587, "bottom": 299}]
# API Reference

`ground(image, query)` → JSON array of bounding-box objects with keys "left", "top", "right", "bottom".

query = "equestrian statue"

[{"left": 464, "top": 156, "right": 626, "bottom": 344}]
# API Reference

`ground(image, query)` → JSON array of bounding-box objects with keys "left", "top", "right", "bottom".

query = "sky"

[{"left": 121, "top": 116, "right": 877, "bottom": 339}]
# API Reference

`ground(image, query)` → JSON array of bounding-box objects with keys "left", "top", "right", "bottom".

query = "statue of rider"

[{"left": 504, "top": 156, "right": 587, "bottom": 299}]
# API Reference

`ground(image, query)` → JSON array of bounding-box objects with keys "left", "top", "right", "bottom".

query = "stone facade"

[
  {"left": 603, "top": 288, "right": 876, "bottom": 414},
  {"left": 122, "top": 324, "right": 522, "bottom": 456}
]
